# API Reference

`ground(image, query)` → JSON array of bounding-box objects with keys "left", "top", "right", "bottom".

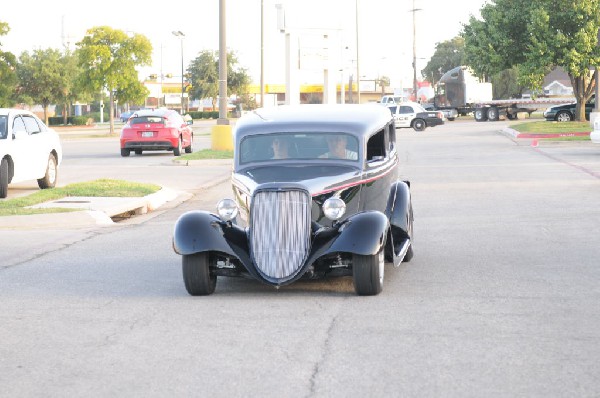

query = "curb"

[
  {"left": 0, "top": 187, "right": 184, "bottom": 230},
  {"left": 501, "top": 127, "right": 592, "bottom": 147}
]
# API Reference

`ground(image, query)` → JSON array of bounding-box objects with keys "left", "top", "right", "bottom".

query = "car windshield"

[
  {"left": 0, "top": 116, "right": 7, "bottom": 139},
  {"left": 239, "top": 132, "right": 359, "bottom": 163},
  {"left": 130, "top": 116, "right": 165, "bottom": 125}
]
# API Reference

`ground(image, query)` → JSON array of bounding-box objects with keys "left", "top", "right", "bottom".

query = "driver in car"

[{"left": 320, "top": 135, "right": 358, "bottom": 160}]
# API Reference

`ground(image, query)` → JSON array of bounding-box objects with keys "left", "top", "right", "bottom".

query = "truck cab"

[{"left": 380, "top": 95, "right": 404, "bottom": 105}]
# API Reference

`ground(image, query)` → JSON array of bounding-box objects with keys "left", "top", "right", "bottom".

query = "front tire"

[
  {"left": 37, "top": 154, "right": 58, "bottom": 189},
  {"left": 556, "top": 111, "right": 572, "bottom": 122},
  {"left": 412, "top": 119, "right": 426, "bottom": 132},
  {"left": 0, "top": 158, "right": 8, "bottom": 198},
  {"left": 474, "top": 108, "right": 487, "bottom": 122},
  {"left": 182, "top": 252, "right": 217, "bottom": 296},
  {"left": 353, "top": 249, "right": 384, "bottom": 296},
  {"left": 121, "top": 148, "right": 130, "bottom": 157}
]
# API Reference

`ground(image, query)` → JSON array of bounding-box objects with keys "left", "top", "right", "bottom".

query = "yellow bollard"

[{"left": 211, "top": 124, "right": 233, "bottom": 151}]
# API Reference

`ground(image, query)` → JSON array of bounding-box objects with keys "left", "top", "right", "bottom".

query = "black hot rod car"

[{"left": 173, "top": 104, "right": 414, "bottom": 296}]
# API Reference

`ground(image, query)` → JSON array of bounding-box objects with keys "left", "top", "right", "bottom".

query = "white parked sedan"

[{"left": 0, "top": 108, "right": 63, "bottom": 198}]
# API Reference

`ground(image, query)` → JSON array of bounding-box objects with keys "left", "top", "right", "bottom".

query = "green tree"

[
  {"left": 77, "top": 26, "right": 152, "bottom": 133},
  {"left": 0, "top": 21, "right": 17, "bottom": 107},
  {"left": 377, "top": 75, "right": 391, "bottom": 94},
  {"left": 462, "top": 0, "right": 600, "bottom": 121},
  {"left": 187, "top": 50, "right": 252, "bottom": 111},
  {"left": 16, "top": 49, "right": 66, "bottom": 123},
  {"left": 55, "top": 50, "right": 85, "bottom": 124},
  {"left": 422, "top": 37, "right": 465, "bottom": 84},
  {"left": 490, "top": 67, "right": 527, "bottom": 99}
]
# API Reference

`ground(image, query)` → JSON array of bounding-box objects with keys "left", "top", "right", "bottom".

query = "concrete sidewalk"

[{"left": 0, "top": 187, "right": 191, "bottom": 230}]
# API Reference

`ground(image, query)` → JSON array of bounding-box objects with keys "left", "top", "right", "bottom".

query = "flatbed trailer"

[
  {"left": 471, "top": 97, "right": 575, "bottom": 121},
  {"left": 431, "top": 66, "right": 576, "bottom": 122}
]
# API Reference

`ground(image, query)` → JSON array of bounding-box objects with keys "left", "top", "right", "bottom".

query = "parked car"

[
  {"left": 119, "top": 108, "right": 193, "bottom": 156},
  {"left": 119, "top": 110, "right": 133, "bottom": 122},
  {"left": 172, "top": 104, "right": 414, "bottom": 296},
  {"left": 387, "top": 102, "right": 445, "bottom": 131},
  {"left": 0, "top": 108, "right": 63, "bottom": 198},
  {"left": 543, "top": 95, "right": 595, "bottom": 121}
]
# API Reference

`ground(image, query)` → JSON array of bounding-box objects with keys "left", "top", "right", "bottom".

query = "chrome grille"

[{"left": 249, "top": 189, "right": 312, "bottom": 280}]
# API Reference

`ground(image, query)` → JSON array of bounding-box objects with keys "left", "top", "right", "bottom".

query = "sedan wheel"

[
  {"left": 0, "top": 158, "right": 8, "bottom": 198},
  {"left": 353, "top": 248, "right": 384, "bottom": 296},
  {"left": 173, "top": 137, "right": 182, "bottom": 156},
  {"left": 556, "top": 111, "right": 572, "bottom": 122},
  {"left": 412, "top": 119, "right": 426, "bottom": 132},
  {"left": 37, "top": 154, "right": 58, "bottom": 189},
  {"left": 121, "top": 148, "right": 130, "bottom": 157},
  {"left": 182, "top": 252, "right": 217, "bottom": 296}
]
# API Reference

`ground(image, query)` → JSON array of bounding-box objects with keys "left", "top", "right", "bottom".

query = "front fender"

[
  {"left": 386, "top": 180, "right": 411, "bottom": 232},
  {"left": 385, "top": 180, "right": 413, "bottom": 264},
  {"left": 312, "top": 211, "right": 389, "bottom": 260},
  {"left": 172, "top": 210, "right": 243, "bottom": 256}
]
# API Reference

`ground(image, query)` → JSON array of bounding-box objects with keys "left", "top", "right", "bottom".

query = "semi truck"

[{"left": 429, "top": 66, "right": 574, "bottom": 122}]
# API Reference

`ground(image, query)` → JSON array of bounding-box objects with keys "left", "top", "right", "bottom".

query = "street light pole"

[
  {"left": 172, "top": 31, "right": 185, "bottom": 113},
  {"left": 218, "top": 0, "right": 228, "bottom": 124},
  {"left": 410, "top": 0, "right": 422, "bottom": 102}
]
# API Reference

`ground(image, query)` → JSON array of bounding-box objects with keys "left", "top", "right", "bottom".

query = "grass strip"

[
  {"left": 511, "top": 121, "right": 592, "bottom": 133},
  {"left": 0, "top": 179, "right": 160, "bottom": 217},
  {"left": 177, "top": 149, "right": 233, "bottom": 160}
]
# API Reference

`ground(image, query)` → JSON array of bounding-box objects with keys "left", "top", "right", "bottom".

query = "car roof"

[
  {"left": 235, "top": 104, "right": 393, "bottom": 139},
  {"left": 0, "top": 108, "right": 36, "bottom": 117}
]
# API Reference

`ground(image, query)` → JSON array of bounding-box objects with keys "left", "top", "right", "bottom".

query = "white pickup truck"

[{"left": 379, "top": 95, "right": 405, "bottom": 105}]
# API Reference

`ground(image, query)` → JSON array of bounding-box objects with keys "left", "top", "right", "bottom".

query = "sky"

[{"left": 1, "top": 0, "right": 487, "bottom": 90}]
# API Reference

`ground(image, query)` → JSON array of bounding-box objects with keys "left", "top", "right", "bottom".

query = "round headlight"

[
  {"left": 322, "top": 197, "right": 346, "bottom": 221},
  {"left": 217, "top": 199, "right": 238, "bottom": 221}
]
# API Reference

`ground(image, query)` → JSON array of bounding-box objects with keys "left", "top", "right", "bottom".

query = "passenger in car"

[
  {"left": 320, "top": 135, "right": 358, "bottom": 160},
  {"left": 271, "top": 137, "right": 291, "bottom": 159}
]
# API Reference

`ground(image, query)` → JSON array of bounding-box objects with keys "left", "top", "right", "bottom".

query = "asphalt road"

[{"left": 1, "top": 119, "right": 600, "bottom": 397}]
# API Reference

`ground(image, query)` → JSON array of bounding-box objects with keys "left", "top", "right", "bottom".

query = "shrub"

[{"left": 187, "top": 111, "right": 229, "bottom": 120}]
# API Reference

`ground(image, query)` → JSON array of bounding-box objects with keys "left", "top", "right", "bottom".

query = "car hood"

[
  {"left": 233, "top": 164, "right": 361, "bottom": 196},
  {"left": 549, "top": 103, "right": 576, "bottom": 110}
]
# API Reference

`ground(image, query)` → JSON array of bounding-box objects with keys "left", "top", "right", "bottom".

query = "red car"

[{"left": 120, "top": 109, "right": 193, "bottom": 157}]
